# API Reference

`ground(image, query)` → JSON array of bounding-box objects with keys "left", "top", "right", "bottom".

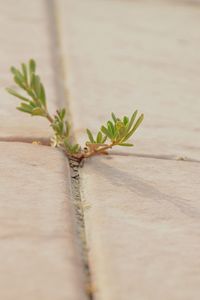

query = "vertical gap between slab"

[{"left": 45, "top": 1, "right": 93, "bottom": 299}]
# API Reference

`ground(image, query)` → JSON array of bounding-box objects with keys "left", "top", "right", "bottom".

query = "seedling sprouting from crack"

[{"left": 6, "top": 59, "right": 144, "bottom": 161}]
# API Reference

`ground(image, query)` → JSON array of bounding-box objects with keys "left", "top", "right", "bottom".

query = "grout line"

[
  {"left": 0, "top": 135, "right": 199, "bottom": 164},
  {"left": 69, "top": 158, "right": 94, "bottom": 300},
  {"left": 111, "top": 151, "right": 200, "bottom": 163},
  {"left": 0, "top": 137, "right": 50, "bottom": 145},
  {"left": 44, "top": 0, "right": 67, "bottom": 109},
  {"left": 45, "top": 0, "right": 77, "bottom": 143},
  {"left": 45, "top": 1, "right": 94, "bottom": 299}
]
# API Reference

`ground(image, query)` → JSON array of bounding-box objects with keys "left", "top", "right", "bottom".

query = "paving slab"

[
  {"left": 80, "top": 156, "right": 200, "bottom": 300},
  {"left": 56, "top": 0, "right": 200, "bottom": 298},
  {"left": 57, "top": 0, "right": 200, "bottom": 160},
  {"left": 0, "top": 142, "right": 86, "bottom": 300},
  {"left": 0, "top": 0, "right": 58, "bottom": 139}
]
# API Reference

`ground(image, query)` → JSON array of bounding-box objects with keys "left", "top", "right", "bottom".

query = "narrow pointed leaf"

[
  {"left": 6, "top": 88, "right": 30, "bottom": 102},
  {"left": 26, "top": 88, "right": 36, "bottom": 99},
  {"left": 118, "top": 143, "right": 134, "bottom": 147},
  {"left": 15, "top": 70, "right": 25, "bottom": 82},
  {"left": 126, "top": 110, "right": 138, "bottom": 132},
  {"left": 60, "top": 108, "right": 66, "bottom": 120},
  {"left": 14, "top": 76, "right": 25, "bottom": 89},
  {"left": 131, "top": 113, "right": 144, "bottom": 132},
  {"left": 107, "top": 124, "right": 114, "bottom": 138},
  {"left": 30, "top": 72, "right": 35, "bottom": 88},
  {"left": 97, "top": 131, "right": 102, "bottom": 143},
  {"left": 17, "top": 107, "right": 32, "bottom": 114},
  {"left": 21, "top": 63, "right": 28, "bottom": 83},
  {"left": 40, "top": 84, "right": 46, "bottom": 107},
  {"left": 86, "top": 129, "right": 95, "bottom": 143},
  {"left": 123, "top": 114, "right": 144, "bottom": 141},
  {"left": 29, "top": 101, "right": 37, "bottom": 108},
  {"left": 111, "top": 112, "right": 117, "bottom": 123},
  {"left": 10, "top": 66, "right": 17, "bottom": 74},
  {"left": 102, "top": 135, "right": 107, "bottom": 143},
  {"left": 107, "top": 121, "right": 115, "bottom": 134},
  {"left": 32, "top": 107, "right": 45, "bottom": 116},
  {"left": 34, "top": 75, "right": 41, "bottom": 98},
  {"left": 72, "top": 144, "right": 80, "bottom": 153},
  {"left": 64, "top": 121, "right": 70, "bottom": 138},
  {"left": 29, "top": 59, "right": 36, "bottom": 74},
  {"left": 101, "top": 126, "right": 112, "bottom": 138},
  {"left": 123, "top": 116, "right": 129, "bottom": 125},
  {"left": 17, "top": 103, "right": 33, "bottom": 114}
]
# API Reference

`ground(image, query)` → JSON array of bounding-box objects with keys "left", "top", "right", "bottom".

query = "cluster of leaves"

[
  {"left": 86, "top": 111, "right": 144, "bottom": 150},
  {"left": 51, "top": 108, "right": 80, "bottom": 154},
  {"left": 6, "top": 59, "right": 50, "bottom": 119},
  {"left": 6, "top": 59, "right": 144, "bottom": 161}
]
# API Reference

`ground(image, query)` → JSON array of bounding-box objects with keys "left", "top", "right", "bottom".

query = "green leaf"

[
  {"left": 21, "top": 63, "right": 28, "bottom": 83},
  {"left": 111, "top": 112, "right": 117, "bottom": 123},
  {"left": 86, "top": 129, "right": 95, "bottom": 143},
  {"left": 17, "top": 107, "right": 31, "bottom": 114},
  {"left": 60, "top": 108, "right": 66, "bottom": 120},
  {"left": 59, "top": 123, "right": 63, "bottom": 134},
  {"left": 101, "top": 126, "right": 112, "bottom": 139},
  {"left": 126, "top": 110, "right": 138, "bottom": 132},
  {"left": 123, "top": 116, "right": 129, "bottom": 125},
  {"left": 64, "top": 122, "right": 70, "bottom": 138},
  {"left": 11, "top": 65, "right": 24, "bottom": 82},
  {"left": 14, "top": 76, "right": 25, "bottom": 89},
  {"left": 118, "top": 143, "right": 134, "bottom": 147},
  {"left": 26, "top": 88, "right": 36, "bottom": 99},
  {"left": 72, "top": 144, "right": 81, "bottom": 153},
  {"left": 30, "top": 72, "right": 35, "bottom": 88},
  {"left": 102, "top": 135, "right": 107, "bottom": 143},
  {"left": 17, "top": 103, "right": 33, "bottom": 114},
  {"left": 29, "top": 101, "right": 37, "bottom": 108},
  {"left": 33, "top": 75, "right": 41, "bottom": 98},
  {"left": 131, "top": 113, "right": 144, "bottom": 132},
  {"left": 115, "top": 121, "right": 126, "bottom": 137},
  {"left": 64, "top": 139, "right": 81, "bottom": 154},
  {"left": 29, "top": 59, "right": 36, "bottom": 74},
  {"left": 6, "top": 88, "right": 30, "bottom": 102},
  {"left": 107, "top": 121, "right": 114, "bottom": 135},
  {"left": 10, "top": 67, "right": 18, "bottom": 75},
  {"left": 15, "top": 70, "right": 24, "bottom": 82},
  {"left": 40, "top": 84, "right": 46, "bottom": 107},
  {"left": 107, "top": 123, "right": 114, "bottom": 138},
  {"left": 123, "top": 114, "right": 144, "bottom": 141},
  {"left": 31, "top": 107, "right": 45, "bottom": 116},
  {"left": 97, "top": 131, "right": 102, "bottom": 143}
]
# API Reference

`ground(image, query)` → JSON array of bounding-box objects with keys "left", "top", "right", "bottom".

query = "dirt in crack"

[
  {"left": 69, "top": 158, "right": 94, "bottom": 300},
  {"left": 46, "top": 1, "right": 94, "bottom": 298}
]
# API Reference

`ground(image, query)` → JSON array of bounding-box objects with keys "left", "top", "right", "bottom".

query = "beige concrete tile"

[
  {"left": 0, "top": 142, "right": 86, "bottom": 300},
  {"left": 57, "top": 0, "right": 200, "bottom": 160},
  {"left": 80, "top": 156, "right": 200, "bottom": 300},
  {"left": 0, "top": 0, "right": 58, "bottom": 139}
]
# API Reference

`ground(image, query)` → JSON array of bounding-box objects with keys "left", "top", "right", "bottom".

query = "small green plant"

[{"left": 6, "top": 59, "right": 144, "bottom": 161}]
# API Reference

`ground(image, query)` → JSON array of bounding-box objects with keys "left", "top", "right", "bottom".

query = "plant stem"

[
  {"left": 71, "top": 142, "right": 115, "bottom": 160},
  {"left": 46, "top": 113, "right": 53, "bottom": 123},
  {"left": 44, "top": 111, "right": 115, "bottom": 161}
]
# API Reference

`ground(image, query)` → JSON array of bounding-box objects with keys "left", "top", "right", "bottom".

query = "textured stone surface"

[
  {"left": 57, "top": 0, "right": 200, "bottom": 298},
  {"left": 80, "top": 156, "right": 200, "bottom": 300},
  {"left": 0, "top": 142, "right": 86, "bottom": 300},
  {"left": 0, "top": 0, "right": 58, "bottom": 139},
  {"left": 1, "top": 1, "right": 200, "bottom": 299},
  {"left": 57, "top": 0, "right": 200, "bottom": 160}
]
